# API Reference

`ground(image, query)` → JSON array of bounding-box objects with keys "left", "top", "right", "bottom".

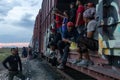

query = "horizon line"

[{"left": 0, "top": 42, "right": 29, "bottom": 48}]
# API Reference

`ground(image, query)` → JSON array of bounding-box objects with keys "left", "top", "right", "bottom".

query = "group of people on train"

[{"left": 48, "top": 0, "right": 98, "bottom": 69}]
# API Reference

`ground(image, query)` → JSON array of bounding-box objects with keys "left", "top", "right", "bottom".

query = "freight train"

[{"left": 31, "top": 0, "right": 120, "bottom": 79}]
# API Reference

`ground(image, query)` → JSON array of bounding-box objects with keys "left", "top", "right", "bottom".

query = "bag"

[{"left": 69, "top": 42, "right": 78, "bottom": 50}]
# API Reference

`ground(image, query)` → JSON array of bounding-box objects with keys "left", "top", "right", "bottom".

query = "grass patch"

[{"left": 0, "top": 48, "right": 11, "bottom": 62}]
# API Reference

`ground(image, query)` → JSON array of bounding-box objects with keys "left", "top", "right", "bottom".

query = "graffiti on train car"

[{"left": 98, "top": 0, "right": 120, "bottom": 57}]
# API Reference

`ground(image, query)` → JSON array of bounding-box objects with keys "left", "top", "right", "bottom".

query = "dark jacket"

[
  {"left": 49, "top": 32, "right": 62, "bottom": 44},
  {"left": 69, "top": 8, "right": 76, "bottom": 23},
  {"left": 2, "top": 55, "right": 22, "bottom": 71}
]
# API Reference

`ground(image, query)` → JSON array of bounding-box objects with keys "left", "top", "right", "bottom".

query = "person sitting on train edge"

[
  {"left": 57, "top": 22, "right": 79, "bottom": 69},
  {"left": 69, "top": 2, "right": 76, "bottom": 24},
  {"left": 75, "top": 0, "right": 85, "bottom": 35},
  {"left": 52, "top": 8, "right": 63, "bottom": 33},
  {"left": 48, "top": 27, "right": 62, "bottom": 50},
  {"left": 47, "top": 28, "right": 62, "bottom": 66},
  {"left": 76, "top": 8, "right": 98, "bottom": 67}
]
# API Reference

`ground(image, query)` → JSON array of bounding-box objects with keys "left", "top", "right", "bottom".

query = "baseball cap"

[{"left": 67, "top": 22, "right": 74, "bottom": 27}]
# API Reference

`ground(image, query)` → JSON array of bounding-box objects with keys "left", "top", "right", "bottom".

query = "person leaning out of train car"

[
  {"left": 75, "top": 8, "right": 98, "bottom": 67},
  {"left": 52, "top": 8, "right": 63, "bottom": 33},
  {"left": 57, "top": 22, "right": 79, "bottom": 69}
]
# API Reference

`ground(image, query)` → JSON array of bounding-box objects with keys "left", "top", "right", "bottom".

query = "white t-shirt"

[{"left": 87, "top": 20, "right": 98, "bottom": 40}]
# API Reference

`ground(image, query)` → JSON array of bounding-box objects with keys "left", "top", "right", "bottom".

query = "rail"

[
  {"left": 98, "top": 22, "right": 120, "bottom": 28},
  {"left": 40, "top": 7, "right": 54, "bottom": 27}
]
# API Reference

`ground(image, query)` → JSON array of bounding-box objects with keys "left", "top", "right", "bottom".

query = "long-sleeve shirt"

[{"left": 2, "top": 55, "right": 22, "bottom": 71}]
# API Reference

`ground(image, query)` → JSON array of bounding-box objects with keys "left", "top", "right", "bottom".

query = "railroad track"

[{"left": 46, "top": 59, "right": 96, "bottom": 80}]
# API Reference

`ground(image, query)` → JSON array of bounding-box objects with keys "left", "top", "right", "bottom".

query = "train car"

[
  {"left": 32, "top": 0, "right": 120, "bottom": 79},
  {"left": 97, "top": 0, "right": 120, "bottom": 67}
]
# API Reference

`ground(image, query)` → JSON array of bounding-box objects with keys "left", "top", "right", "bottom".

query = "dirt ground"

[{"left": 0, "top": 58, "right": 65, "bottom": 80}]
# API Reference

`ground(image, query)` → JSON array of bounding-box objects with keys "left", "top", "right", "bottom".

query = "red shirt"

[
  {"left": 55, "top": 15, "right": 62, "bottom": 28},
  {"left": 76, "top": 5, "right": 85, "bottom": 26}
]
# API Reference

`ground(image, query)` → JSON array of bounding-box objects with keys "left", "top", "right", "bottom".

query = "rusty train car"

[{"left": 32, "top": 0, "right": 120, "bottom": 79}]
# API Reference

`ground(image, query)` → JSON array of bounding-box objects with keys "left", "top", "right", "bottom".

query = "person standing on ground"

[
  {"left": 2, "top": 48, "right": 25, "bottom": 80},
  {"left": 28, "top": 47, "right": 32, "bottom": 59},
  {"left": 22, "top": 47, "right": 28, "bottom": 58}
]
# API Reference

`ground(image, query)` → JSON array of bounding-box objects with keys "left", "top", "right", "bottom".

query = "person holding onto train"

[
  {"left": 75, "top": 0, "right": 85, "bottom": 35},
  {"left": 76, "top": 8, "right": 98, "bottom": 66},
  {"left": 2, "top": 48, "right": 25, "bottom": 80},
  {"left": 52, "top": 8, "right": 63, "bottom": 33},
  {"left": 69, "top": 2, "right": 76, "bottom": 24},
  {"left": 57, "top": 22, "right": 79, "bottom": 69}
]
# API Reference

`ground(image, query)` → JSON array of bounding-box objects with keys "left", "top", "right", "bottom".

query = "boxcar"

[{"left": 32, "top": 0, "right": 120, "bottom": 79}]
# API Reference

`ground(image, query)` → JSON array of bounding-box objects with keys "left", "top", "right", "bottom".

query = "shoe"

[
  {"left": 57, "top": 64, "right": 64, "bottom": 69},
  {"left": 72, "top": 59, "right": 82, "bottom": 64},
  {"left": 77, "top": 59, "right": 88, "bottom": 67},
  {"left": 49, "top": 52, "right": 56, "bottom": 59},
  {"left": 88, "top": 60, "right": 94, "bottom": 66}
]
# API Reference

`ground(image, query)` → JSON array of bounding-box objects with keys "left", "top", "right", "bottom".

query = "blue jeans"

[
  {"left": 57, "top": 27, "right": 62, "bottom": 34},
  {"left": 57, "top": 41, "right": 70, "bottom": 66}
]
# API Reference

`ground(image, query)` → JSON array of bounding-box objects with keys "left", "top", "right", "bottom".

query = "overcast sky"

[{"left": 0, "top": 0, "right": 42, "bottom": 43}]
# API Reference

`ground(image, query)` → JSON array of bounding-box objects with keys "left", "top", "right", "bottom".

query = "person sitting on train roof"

[
  {"left": 52, "top": 8, "right": 63, "bottom": 33},
  {"left": 75, "top": 8, "right": 98, "bottom": 67},
  {"left": 69, "top": 2, "right": 76, "bottom": 24},
  {"left": 75, "top": 0, "right": 85, "bottom": 35},
  {"left": 57, "top": 22, "right": 79, "bottom": 69}
]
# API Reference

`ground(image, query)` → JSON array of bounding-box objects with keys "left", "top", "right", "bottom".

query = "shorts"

[{"left": 77, "top": 37, "right": 98, "bottom": 53}]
